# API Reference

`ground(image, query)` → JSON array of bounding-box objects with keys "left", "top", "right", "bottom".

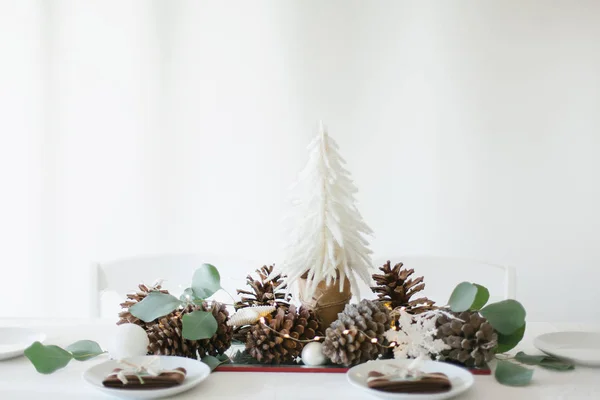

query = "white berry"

[
  {"left": 109, "top": 323, "right": 149, "bottom": 360},
  {"left": 301, "top": 341, "right": 327, "bottom": 366}
]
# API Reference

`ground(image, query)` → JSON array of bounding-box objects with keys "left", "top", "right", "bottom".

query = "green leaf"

[
  {"left": 66, "top": 340, "right": 104, "bottom": 361},
  {"left": 179, "top": 287, "right": 196, "bottom": 302},
  {"left": 129, "top": 291, "right": 182, "bottom": 323},
  {"left": 24, "top": 342, "right": 73, "bottom": 374},
  {"left": 496, "top": 323, "right": 526, "bottom": 353},
  {"left": 201, "top": 355, "right": 230, "bottom": 371},
  {"left": 515, "top": 351, "right": 546, "bottom": 365},
  {"left": 495, "top": 359, "right": 533, "bottom": 386},
  {"left": 515, "top": 351, "right": 574, "bottom": 371},
  {"left": 182, "top": 310, "right": 218, "bottom": 340},
  {"left": 191, "top": 264, "right": 221, "bottom": 299},
  {"left": 470, "top": 284, "right": 490, "bottom": 310},
  {"left": 448, "top": 282, "right": 478, "bottom": 312},
  {"left": 539, "top": 359, "right": 574, "bottom": 371},
  {"left": 480, "top": 299, "right": 526, "bottom": 335}
]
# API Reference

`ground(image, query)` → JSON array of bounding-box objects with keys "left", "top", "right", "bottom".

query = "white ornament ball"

[
  {"left": 301, "top": 342, "right": 327, "bottom": 366},
  {"left": 109, "top": 323, "right": 149, "bottom": 360}
]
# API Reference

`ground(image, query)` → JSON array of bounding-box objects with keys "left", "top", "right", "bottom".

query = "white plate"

[
  {"left": 534, "top": 331, "right": 600, "bottom": 367},
  {"left": 347, "top": 359, "right": 474, "bottom": 400},
  {"left": 0, "top": 327, "right": 46, "bottom": 360},
  {"left": 83, "top": 356, "right": 211, "bottom": 399}
]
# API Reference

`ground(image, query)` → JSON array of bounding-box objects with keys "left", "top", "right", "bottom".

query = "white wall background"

[{"left": 1, "top": 0, "right": 599, "bottom": 322}]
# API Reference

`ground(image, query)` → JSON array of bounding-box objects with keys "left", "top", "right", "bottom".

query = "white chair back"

[
  {"left": 364, "top": 256, "right": 516, "bottom": 306},
  {"left": 91, "top": 253, "right": 254, "bottom": 318}
]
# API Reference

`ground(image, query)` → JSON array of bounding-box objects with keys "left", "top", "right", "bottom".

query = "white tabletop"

[{"left": 1, "top": 319, "right": 599, "bottom": 400}]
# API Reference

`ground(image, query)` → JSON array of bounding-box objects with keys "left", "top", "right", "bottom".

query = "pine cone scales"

[
  {"left": 196, "top": 301, "right": 233, "bottom": 357},
  {"left": 435, "top": 311, "right": 498, "bottom": 367},
  {"left": 138, "top": 301, "right": 233, "bottom": 360},
  {"left": 371, "top": 261, "right": 435, "bottom": 314},
  {"left": 245, "top": 305, "right": 322, "bottom": 364},
  {"left": 117, "top": 284, "right": 169, "bottom": 326},
  {"left": 322, "top": 299, "right": 391, "bottom": 366},
  {"left": 235, "top": 265, "right": 291, "bottom": 310},
  {"left": 146, "top": 309, "right": 199, "bottom": 358}
]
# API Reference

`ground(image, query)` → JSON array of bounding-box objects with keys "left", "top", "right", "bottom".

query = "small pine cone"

[
  {"left": 146, "top": 306, "right": 200, "bottom": 359},
  {"left": 245, "top": 305, "right": 319, "bottom": 364},
  {"left": 322, "top": 299, "right": 391, "bottom": 366},
  {"left": 117, "top": 284, "right": 169, "bottom": 327},
  {"left": 196, "top": 301, "right": 233, "bottom": 358},
  {"left": 371, "top": 261, "right": 435, "bottom": 314},
  {"left": 435, "top": 311, "right": 498, "bottom": 367},
  {"left": 295, "top": 306, "right": 322, "bottom": 341},
  {"left": 235, "top": 265, "right": 292, "bottom": 310}
]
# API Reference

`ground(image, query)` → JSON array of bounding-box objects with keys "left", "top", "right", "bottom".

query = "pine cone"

[
  {"left": 117, "top": 283, "right": 169, "bottom": 327},
  {"left": 146, "top": 305, "right": 200, "bottom": 359},
  {"left": 322, "top": 299, "right": 391, "bottom": 366},
  {"left": 196, "top": 301, "right": 233, "bottom": 358},
  {"left": 235, "top": 265, "right": 292, "bottom": 310},
  {"left": 145, "top": 301, "right": 233, "bottom": 360},
  {"left": 371, "top": 261, "right": 435, "bottom": 314},
  {"left": 435, "top": 311, "right": 498, "bottom": 367},
  {"left": 245, "top": 305, "right": 322, "bottom": 364},
  {"left": 234, "top": 265, "right": 292, "bottom": 342}
]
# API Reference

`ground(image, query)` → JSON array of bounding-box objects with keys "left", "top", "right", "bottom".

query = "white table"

[{"left": 1, "top": 319, "right": 599, "bottom": 399}]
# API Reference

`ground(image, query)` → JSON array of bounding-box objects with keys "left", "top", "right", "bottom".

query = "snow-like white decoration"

[
  {"left": 273, "top": 122, "right": 374, "bottom": 299},
  {"left": 384, "top": 309, "right": 451, "bottom": 360}
]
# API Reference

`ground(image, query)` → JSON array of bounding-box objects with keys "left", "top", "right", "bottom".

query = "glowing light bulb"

[
  {"left": 313, "top": 336, "right": 320, "bottom": 341},
  {"left": 371, "top": 338, "right": 378, "bottom": 344},
  {"left": 259, "top": 317, "right": 266, "bottom": 324},
  {"left": 389, "top": 341, "right": 397, "bottom": 347},
  {"left": 342, "top": 330, "right": 350, "bottom": 335},
  {"left": 283, "top": 334, "right": 290, "bottom": 339}
]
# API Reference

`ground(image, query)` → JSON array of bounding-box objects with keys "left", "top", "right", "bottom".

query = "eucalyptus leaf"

[
  {"left": 66, "top": 340, "right": 104, "bottom": 361},
  {"left": 179, "top": 287, "right": 195, "bottom": 302},
  {"left": 496, "top": 323, "right": 526, "bottom": 353},
  {"left": 129, "top": 291, "right": 182, "bottom": 323},
  {"left": 515, "top": 351, "right": 546, "bottom": 365},
  {"left": 515, "top": 351, "right": 574, "bottom": 371},
  {"left": 470, "top": 284, "right": 490, "bottom": 310},
  {"left": 448, "top": 282, "right": 477, "bottom": 312},
  {"left": 480, "top": 299, "right": 526, "bottom": 335},
  {"left": 495, "top": 359, "right": 533, "bottom": 386},
  {"left": 24, "top": 342, "right": 73, "bottom": 374},
  {"left": 182, "top": 310, "right": 218, "bottom": 340},
  {"left": 201, "top": 355, "right": 230, "bottom": 371},
  {"left": 539, "top": 359, "right": 574, "bottom": 371},
  {"left": 191, "top": 264, "right": 222, "bottom": 299}
]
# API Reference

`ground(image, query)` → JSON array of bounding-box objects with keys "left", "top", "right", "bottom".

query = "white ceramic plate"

[
  {"left": 0, "top": 327, "right": 46, "bottom": 360},
  {"left": 347, "top": 359, "right": 474, "bottom": 400},
  {"left": 534, "top": 331, "right": 600, "bottom": 367},
  {"left": 83, "top": 356, "right": 211, "bottom": 399}
]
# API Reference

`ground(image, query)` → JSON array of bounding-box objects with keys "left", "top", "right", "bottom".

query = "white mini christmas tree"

[{"left": 275, "top": 122, "right": 374, "bottom": 299}]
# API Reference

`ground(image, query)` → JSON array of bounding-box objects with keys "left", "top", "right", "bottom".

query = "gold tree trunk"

[{"left": 298, "top": 273, "right": 352, "bottom": 329}]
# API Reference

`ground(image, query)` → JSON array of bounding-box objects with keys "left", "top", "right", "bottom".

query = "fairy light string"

[
  {"left": 255, "top": 306, "right": 458, "bottom": 351},
  {"left": 257, "top": 317, "right": 398, "bottom": 349}
]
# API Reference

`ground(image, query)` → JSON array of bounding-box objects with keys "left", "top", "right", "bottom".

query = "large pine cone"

[
  {"left": 435, "top": 311, "right": 498, "bottom": 367},
  {"left": 322, "top": 299, "right": 391, "bottom": 366},
  {"left": 371, "top": 261, "right": 435, "bottom": 314},
  {"left": 145, "top": 301, "right": 233, "bottom": 359},
  {"left": 117, "top": 283, "right": 169, "bottom": 327},
  {"left": 245, "top": 305, "right": 322, "bottom": 364},
  {"left": 235, "top": 265, "right": 292, "bottom": 310},
  {"left": 196, "top": 301, "right": 233, "bottom": 358},
  {"left": 146, "top": 305, "right": 200, "bottom": 358}
]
